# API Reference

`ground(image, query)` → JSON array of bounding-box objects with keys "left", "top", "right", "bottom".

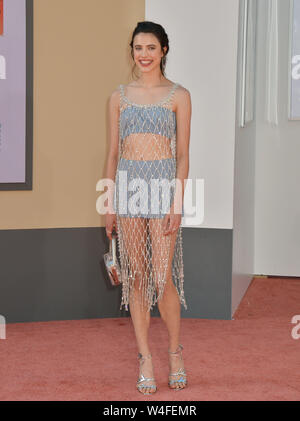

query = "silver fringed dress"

[{"left": 113, "top": 82, "right": 187, "bottom": 312}]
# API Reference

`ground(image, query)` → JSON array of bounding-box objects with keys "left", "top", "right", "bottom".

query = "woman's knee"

[{"left": 155, "top": 276, "right": 175, "bottom": 298}]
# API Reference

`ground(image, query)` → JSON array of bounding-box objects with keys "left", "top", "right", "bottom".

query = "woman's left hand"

[{"left": 163, "top": 207, "right": 182, "bottom": 236}]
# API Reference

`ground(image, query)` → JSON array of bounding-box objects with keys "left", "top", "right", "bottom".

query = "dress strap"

[
  {"left": 119, "top": 84, "right": 125, "bottom": 103},
  {"left": 163, "top": 82, "right": 180, "bottom": 106},
  {"left": 119, "top": 84, "right": 129, "bottom": 112}
]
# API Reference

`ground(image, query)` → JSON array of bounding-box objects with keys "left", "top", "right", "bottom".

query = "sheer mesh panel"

[{"left": 114, "top": 82, "right": 187, "bottom": 312}]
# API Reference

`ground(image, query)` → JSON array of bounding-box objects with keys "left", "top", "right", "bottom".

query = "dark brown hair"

[{"left": 129, "top": 21, "right": 169, "bottom": 79}]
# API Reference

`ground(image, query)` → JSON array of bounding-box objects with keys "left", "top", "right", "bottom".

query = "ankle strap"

[
  {"left": 138, "top": 352, "right": 152, "bottom": 361},
  {"left": 168, "top": 344, "right": 183, "bottom": 354}
]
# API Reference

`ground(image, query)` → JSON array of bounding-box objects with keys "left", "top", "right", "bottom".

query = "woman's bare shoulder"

[
  {"left": 109, "top": 86, "right": 121, "bottom": 109},
  {"left": 176, "top": 83, "right": 191, "bottom": 98},
  {"left": 174, "top": 84, "right": 191, "bottom": 112}
]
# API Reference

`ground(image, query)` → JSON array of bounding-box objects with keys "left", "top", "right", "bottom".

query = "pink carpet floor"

[{"left": 0, "top": 276, "right": 299, "bottom": 401}]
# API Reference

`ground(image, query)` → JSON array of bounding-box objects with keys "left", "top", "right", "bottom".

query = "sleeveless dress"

[{"left": 113, "top": 82, "right": 187, "bottom": 312}]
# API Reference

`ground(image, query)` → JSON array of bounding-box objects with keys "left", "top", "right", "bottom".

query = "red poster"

[{"left": 0, "top": 0, "right": 3, "bottom": 36}]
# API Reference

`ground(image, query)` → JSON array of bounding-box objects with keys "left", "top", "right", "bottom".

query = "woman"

[{"left": 105, "top": 21, "right": 191, "bottom": 395}]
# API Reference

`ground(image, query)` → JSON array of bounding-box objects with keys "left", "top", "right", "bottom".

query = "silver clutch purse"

[{"left": 103, "top": 234, "right": 121, "bottom": 286}]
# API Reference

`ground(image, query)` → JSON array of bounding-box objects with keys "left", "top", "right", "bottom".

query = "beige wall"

[{"left": 0, "top": 0, "right": 144, "bottom": 230}]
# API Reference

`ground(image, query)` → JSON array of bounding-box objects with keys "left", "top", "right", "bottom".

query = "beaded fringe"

[{"left": 115, "top": 82, "right": 187, "bottom": 313}]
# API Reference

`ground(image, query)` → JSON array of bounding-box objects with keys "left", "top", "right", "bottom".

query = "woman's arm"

[
  {"left": 172, "top": 86, "right": 192, "bottom": 215},
  {"left": 105, "top": 88, "right": 120, "bottom": 214}
]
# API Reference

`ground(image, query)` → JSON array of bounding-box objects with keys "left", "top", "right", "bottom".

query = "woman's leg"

[
  {"left": 119, "top": 216, "right": 155, "bottom": 394},
  {"left": 148, "top": 219, "right": 185, "bottom": 389}
]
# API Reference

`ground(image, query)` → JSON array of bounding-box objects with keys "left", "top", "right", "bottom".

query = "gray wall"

[{"left": 0, "top": 227, "right": 232, "bottom": 323}]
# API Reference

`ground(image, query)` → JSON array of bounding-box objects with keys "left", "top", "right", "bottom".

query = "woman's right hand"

[{"left": 105, "top": 212, "right": 117, "bottom": 240}]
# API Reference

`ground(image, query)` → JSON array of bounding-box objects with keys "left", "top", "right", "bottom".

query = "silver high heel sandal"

[
  {"left": 136, "top": 352, "right": 157, "bottom": 395},
  {"left": 168, "top": 344, "right": 187, "bottom": 390}
]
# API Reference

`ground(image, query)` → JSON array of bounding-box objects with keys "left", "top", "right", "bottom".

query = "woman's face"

[{"left": 133, "top": 32, "right": 166, "bottom": 73}]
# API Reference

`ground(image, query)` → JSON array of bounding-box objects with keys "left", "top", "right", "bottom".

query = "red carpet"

[{"left": 0, "top": 276, "right": 299, "bottom": 401}]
